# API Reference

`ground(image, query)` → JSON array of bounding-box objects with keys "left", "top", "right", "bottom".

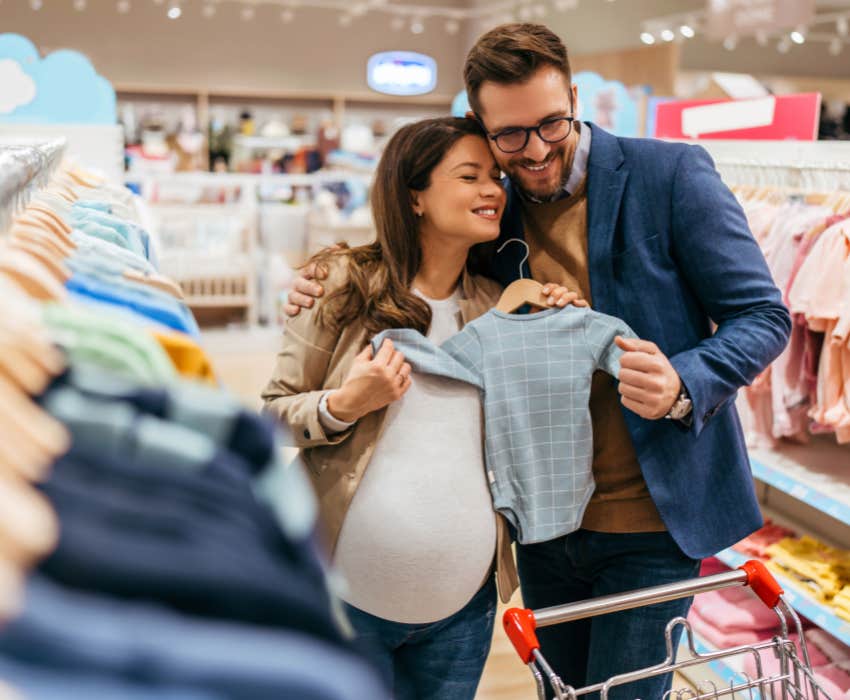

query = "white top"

[{"left": 327, "top": 288, "right": 497, "bottom": 623}]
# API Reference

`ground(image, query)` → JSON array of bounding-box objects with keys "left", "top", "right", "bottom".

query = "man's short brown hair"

[{"left": 464, "top": 23, "right": 571, "bottom": 115}]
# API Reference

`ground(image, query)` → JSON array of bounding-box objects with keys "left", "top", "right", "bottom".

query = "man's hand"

[
  {"left": 615, "top": 337, "right": 681, "bottom": 420},
  {"left": 283, "top": 262, "right": 327, "bottom": 317},
  {"left": 540, "top": 284, "right": 589, "bottom": 309}
]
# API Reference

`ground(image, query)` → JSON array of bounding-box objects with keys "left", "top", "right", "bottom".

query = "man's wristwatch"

[{"left": 665, "top": 386, "right": 693, "bottom": 421}]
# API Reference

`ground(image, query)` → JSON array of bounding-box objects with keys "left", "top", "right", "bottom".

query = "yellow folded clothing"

[
  {"left": 833, "top": 586, "right": 850, "bottom": 623},
  {"left": 766, "top": 536, "right": 850, "bottom": 602},
  {"left": 151, "top": 330, "right": 217, "bottom": 385}
]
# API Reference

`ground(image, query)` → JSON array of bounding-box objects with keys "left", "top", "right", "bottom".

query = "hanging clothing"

[{"left": 372, "top": 305, "right": 635, "bottom": 545}]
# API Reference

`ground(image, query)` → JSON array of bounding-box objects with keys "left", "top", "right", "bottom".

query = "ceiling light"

[
  {"left": 723, "top": 35, "right": 737, "bottom": 50},
  {"left": 445, "top": 18, "right": 460, "bottom": 34},
  {"left": 390, "top": 15, "right": 404, "bottom": 30},
  {"left": 167, "top": 3, "right": 182, "bottom": 19},
  {"left": 116, "top": 0, "right": 131, "bottom": 12},
  {"left": 838, "top": 16, "right": 849, "bottom": 37},
  {"left": 351, "top": 3, "right": 366, "bottom": 16},
  {"left": 410, "top": 17, "right": 425, "bottom": 34},
  {"left": 679, "top": 25, "right": 695, "bottom": 39},
  {"left": 790, "top": 28, "right": 806, "bottom": 44},
  {"left": 202, "top": 3, "right": 216, "bottom": 17},
  {"left": 280, "top": 8, "right": 294, "bottom": 21},
  {"left": 829, "top": 37, "right": 843, "bottom": 56},
  {"left": 755, "top": 30, "right": 768, "bottom": 46},
  {"left": 29, "top": 0, "right": 42, "bottom": 10},
  {"left": 339, "top": 13, "right": 352, "bottom": 26},
  {"left": 73, "top": 0, "right": 87, "bottom": 11},
  {"left": 240, "top": 5, "right": 254, "bottom": 20},
  {"left": 640, "top": 31, "right": 655, "bottom": 45},
  {"left": 553, "top": 0, "right": 578, "bottom": 9},
  {"left": 661, "top": 29, "right": 675, "bottom": 42},
  {"left": 777, "top": 36, "right": 791, "bottom": 53},
  {"left": 533, "top": 4, "right": 546, "bottom": 17}
]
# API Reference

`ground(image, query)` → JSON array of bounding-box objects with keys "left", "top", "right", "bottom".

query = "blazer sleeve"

[
  {"left": 260, "top": 262, "right": 356, "bottom": 449},
  {"left": 668, "top": 145, "right": 792, "bottom": 437}
]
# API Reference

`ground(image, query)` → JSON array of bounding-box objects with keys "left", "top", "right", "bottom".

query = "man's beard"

[{"left": 507, "top": 146, "right": 570, "bottom": 202}]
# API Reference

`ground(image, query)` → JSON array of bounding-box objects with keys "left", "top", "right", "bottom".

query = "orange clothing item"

[{"left": 151, "top": 331, "right": 217, "bottom": 385}]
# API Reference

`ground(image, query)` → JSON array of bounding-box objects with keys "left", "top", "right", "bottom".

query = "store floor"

[{"left": 204, "top": 326, "right": 691, "bottom": 700}]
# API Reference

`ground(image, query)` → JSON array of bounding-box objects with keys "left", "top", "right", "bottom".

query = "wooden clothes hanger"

[
  {"left": 123, "top": 269, "right": 185, "bottom": 300},
  {"left": 0, "top": 249, "right": 67, "bottom": 302},
  {"left": 0, "top": 472, "right": 59, "bottom": 566},
  {"left": 7, "top": 239, "right": 70, "bottom": 283},
  {"left": 10, "top": 224, "right": 75, "bottom": 258},
  {"left": 495, "top": 239, "right": 550, "bottom": 313}
]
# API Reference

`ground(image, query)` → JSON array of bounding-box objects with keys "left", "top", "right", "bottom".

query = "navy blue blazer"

[{"left": 486, "top": 123, "right": 791, "bottom": 559}]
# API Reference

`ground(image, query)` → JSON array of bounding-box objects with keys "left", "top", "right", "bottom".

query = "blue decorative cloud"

[
  {"left": 0, "top": 33, "right": 115, "bottom": 124},
  {"left": 573, "top": 72, "right": 641, "bottom": 138}
]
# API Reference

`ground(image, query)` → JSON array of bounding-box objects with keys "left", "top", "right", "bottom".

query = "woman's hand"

[
  {"left": 541, "top": 283, "right": 589, "bottom": 309},
  {"left": 327, "top": 339, "right": 412, "bottom": 423}
]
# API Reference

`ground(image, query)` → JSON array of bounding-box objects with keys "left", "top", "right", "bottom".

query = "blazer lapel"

[{"left": 586, "top": 124, "right": 628, "bottom": 316}]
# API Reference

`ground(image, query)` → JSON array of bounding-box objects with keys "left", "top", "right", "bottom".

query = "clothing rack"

[
  {"left": 698, "top": 140, "right": 850, "bottom": 192},
  {"left": 0, "top": 138, "right": 67, "bottom": 234}
]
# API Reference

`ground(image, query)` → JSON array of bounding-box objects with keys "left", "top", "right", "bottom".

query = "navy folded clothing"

[
  {"left": 38, "top": 441, "right": 340, "bottom": 643},
  {"left": 0, "top": 576, "right": 388, "bottom": 700}
]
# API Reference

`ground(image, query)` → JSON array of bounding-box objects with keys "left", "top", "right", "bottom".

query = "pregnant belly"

[{"left": 333, "top": 453, "right": 497, "bottom": 624}]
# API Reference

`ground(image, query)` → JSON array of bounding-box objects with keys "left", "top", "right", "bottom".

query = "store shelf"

[
  {"left": 715, "top": 548, "right": 850, "bottom": 647},
  {"left": 750, "top": 440, "right": 850, "bottom": 528}
]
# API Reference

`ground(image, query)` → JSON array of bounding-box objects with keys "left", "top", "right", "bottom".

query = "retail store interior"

[{"left": 2, "top": 0, "right": 850, "bottom": 698}]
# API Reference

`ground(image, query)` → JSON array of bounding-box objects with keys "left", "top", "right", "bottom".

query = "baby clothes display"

[
  {"left": 738, "top": 193, "right": 850, "bottom": 445},
  {"left": 0, "top": 144, "right": 388, "bottom": 700},
  {"left": 372, "top": 304, "right": 635, "bottom": 544}
]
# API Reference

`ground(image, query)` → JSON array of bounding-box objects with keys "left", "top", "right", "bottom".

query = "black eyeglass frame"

[{"left": 475, "top": 111, "right": 576, "bottom": 154}]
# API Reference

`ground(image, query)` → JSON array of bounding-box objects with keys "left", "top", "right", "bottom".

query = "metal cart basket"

[{"left": 503, "top": 559, "right": 832, "bottom": 700}]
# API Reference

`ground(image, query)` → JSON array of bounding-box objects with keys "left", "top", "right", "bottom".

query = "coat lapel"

[{"left": 586, "top": 123, "right": 628, "bottom": 316}]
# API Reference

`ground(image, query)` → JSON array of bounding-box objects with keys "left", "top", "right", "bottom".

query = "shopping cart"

[{"left": 503, "top": 559, "right": 831, "bottom": 700}]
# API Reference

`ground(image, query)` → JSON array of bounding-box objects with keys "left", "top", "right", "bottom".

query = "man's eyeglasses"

[{"left": 477, "top": 113, "right": 575, "bottom": 154}]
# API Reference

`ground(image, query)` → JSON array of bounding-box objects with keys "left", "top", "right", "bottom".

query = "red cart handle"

[
  {"left": 503, "top": 559, "right": 785, "bottom": 665},
  {"left": 503, "top": 607, "right": 539, "bottom": 664},
  {"left": 739, "top": 559, "right": 784, "bottom": 609}
]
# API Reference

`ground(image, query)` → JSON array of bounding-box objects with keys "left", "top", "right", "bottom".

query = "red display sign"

[{"left": 653, "top": 93, "right": 821, "bottom": 141}]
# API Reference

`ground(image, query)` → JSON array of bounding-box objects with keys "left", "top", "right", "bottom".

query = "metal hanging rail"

[{"left": 0, "top": 138, "right": 67, "bottom": 234}]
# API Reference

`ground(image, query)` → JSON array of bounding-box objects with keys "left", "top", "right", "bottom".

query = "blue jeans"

[
  {"left": 516, "top": 530, "right": 701, "bottom": 700},
  {"left": 344, "top": 578, "right": 497, "bottom": 700}
]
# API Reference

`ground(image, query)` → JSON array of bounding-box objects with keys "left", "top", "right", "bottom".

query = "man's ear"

[{"left": 465, "top": 110, "right": 476, "bottom": 120}]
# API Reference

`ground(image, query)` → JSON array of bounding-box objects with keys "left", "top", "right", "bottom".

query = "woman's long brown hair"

[{"left": 310, "top": 117, "right": 488, "bottom": 337}]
